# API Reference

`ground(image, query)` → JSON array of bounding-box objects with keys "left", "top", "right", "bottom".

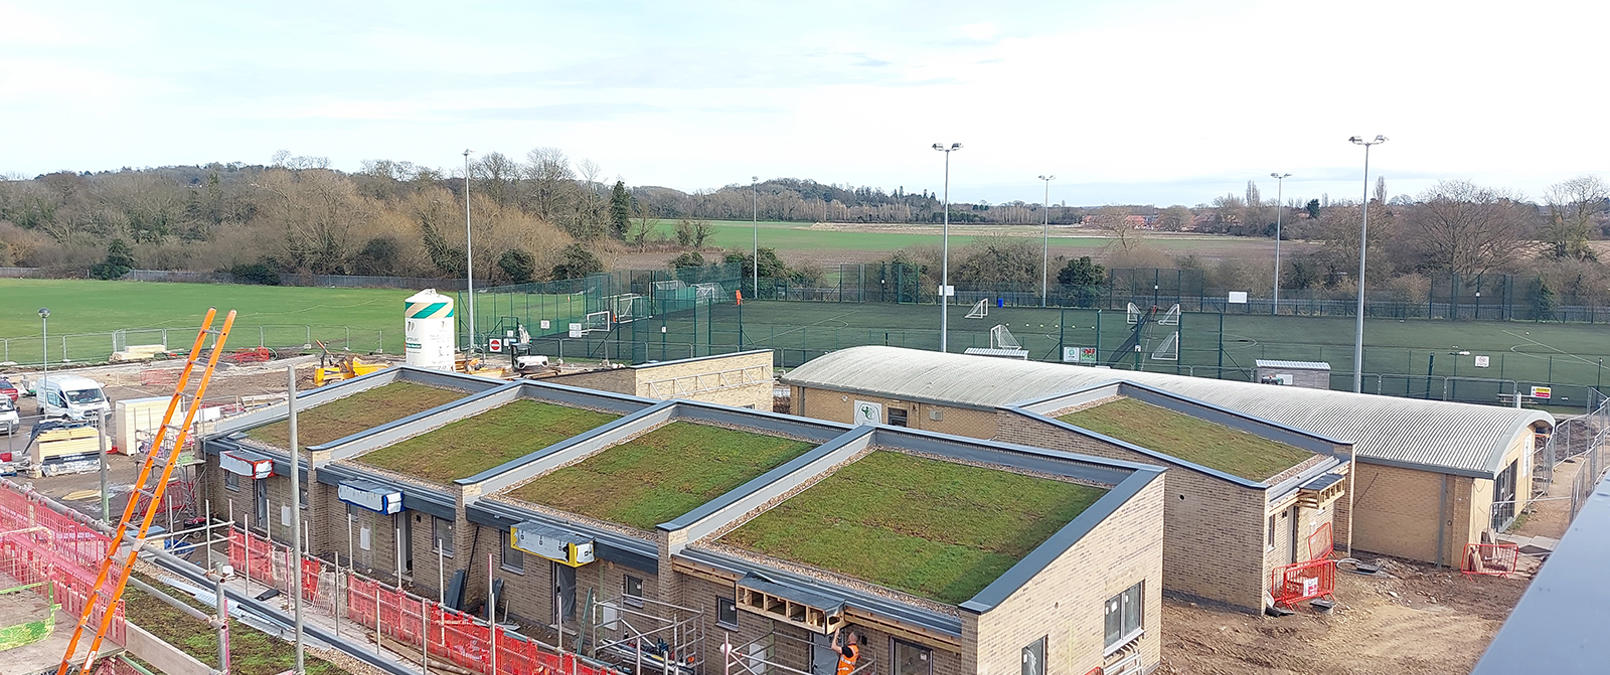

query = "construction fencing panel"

[
  {"left": 1268, "top": 558, "right": 1336, "bottom": 608},
  {"left": 0, "top": 482, "right": 126, "bottom": 646},
  {"left": 1307, "top": 523, "right": 1334, "bottom": 561},
  {"left": 1462, "top": 543, "right": 1520, "bottom": 577}
]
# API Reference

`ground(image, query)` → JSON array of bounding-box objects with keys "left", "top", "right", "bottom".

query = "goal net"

[
  {"left": 967, "top": 299, "right": 989, "bottom": 319},
  {"left": 693, "top": 282, "right": 725, "bottom": 304},
  {"left": 1127, "top": 302, "right": 1142, "bottom": 325},
  {"left": 1158, "top": 304, "right": 1181, "bottom": 326},
  {"left": 1151, "top": 331, "right": 1179, "bottom": 361},
  {"left": 584, "top": 310, "right": 611, "bottom": 333},
  {"left": 989, "top": 324, "right": 1021, "bottom": 350},
  {"left": 608, "top": 294, "right": 645, "bottom": 323}
]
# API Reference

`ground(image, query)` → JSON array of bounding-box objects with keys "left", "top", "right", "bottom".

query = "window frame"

[
  {"left": 432, "top": 516, "right": 456, "bottom": 558},
  {"left": 622, "top": 575, "right": 645, "bottom": 607},
  {"left": 499, "top": 531, "right": 524, "bottom": 573},
  {"left": 891, "top": 637, "right": 932, "bottom": 675},
  {"left": 1021, "top": 635, "right": 1047, "bottom": 675},
  {"left": 1103, "top": 582, "right": 1145, "bottom": 655},
  {"left": 224, "top": 469, "right": 240, "bottom": 492},
  {"left": 716, "top": 596, "right": 739, "bottom": 629},
  {"left": 1266, "top": 513, "right": 1276, "bottom": 550},
  {"left": 887, "top": 407, "right": 909, "bottom": 427}
]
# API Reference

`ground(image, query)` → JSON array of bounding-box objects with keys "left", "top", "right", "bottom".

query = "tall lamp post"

[
  {"left": 1270, "top": 172, "right": 1291, "bottom": 315},
  {"left": 1348, "top": 135, "right": 1387, "bottom": 393},
  {"left": 38, "top": 308, "right": 49, "bottom": 387},
  {"left": 1038, "top": 175, "right": 1055, "bottom": 307},
  {"left": 933, "top": 143, "right": 961, "bottom": 352},
  {"left": 463, "top": 149, "right": 477, "bottom": 353},
  {"left": 751, "top": 176, "right": 759, "bottom": 299}
]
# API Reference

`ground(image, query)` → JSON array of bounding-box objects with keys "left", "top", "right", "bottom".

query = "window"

[
  {"left": 1104, "top": 582, "right": 1144, "bottom": 652},
  {"left": 298, "top": 475, "right": 309, "bottom": 509},
  {"left": 500, "top": 531, "right": 524, "bottom": 573},
  {"left": 716, "top": 596, "right": 738, "bottom": 629},
  {"left": 224, "top": 470, "right": 240, "bottom": 492},
  {"left": 892, "top": 638, "right": 932, "bottom": 675},
  {"left": 888, "top": 408, "right": 909, "bottom": 427},
  {"left": 433, "top": 517, "right": 455, "bottom": 557},
  {"left": 1267, "top": 514, "right": 1276, "bottom": 549},
  {"left": 1021, "top": 636, "right": 1046, "bottom": 675},
  {"left": 623, "top": 575, "right": 644, "bottom": 607}
]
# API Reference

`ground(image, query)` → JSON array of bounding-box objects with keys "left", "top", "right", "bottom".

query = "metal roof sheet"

[
  {"left": 1255, "top": 359, "right": 1332, "bottom": 370},
  {"left": 782, "top": 346, "right": 1554, "bottom": 476}
]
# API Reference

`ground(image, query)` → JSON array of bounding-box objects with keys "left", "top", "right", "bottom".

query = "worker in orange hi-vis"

[{"left": 833, "top": 628, "right": 860, "bottom": 674}]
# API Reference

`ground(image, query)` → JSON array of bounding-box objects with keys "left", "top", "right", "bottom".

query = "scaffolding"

[
  {"left": 584, "top": 593, "right": 704, "bottom": 674},
  {"left": 719, "top": 629, "right": 876, "bottom": 675},
  {"left": 0, "top": 481, "right": 127, "bottom": 652}
]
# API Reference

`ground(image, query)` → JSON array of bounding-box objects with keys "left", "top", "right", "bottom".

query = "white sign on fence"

[
  {"left": 568, "top": 323, "right": 584, "bottom": 338},
  {"left": 1474, "top": 355, "right": 1490, "bottom": 368},
  {"left": 1228, "top": 291, "right": 1249, "bottom": 304}
]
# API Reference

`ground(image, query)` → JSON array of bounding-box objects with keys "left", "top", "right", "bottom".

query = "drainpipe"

[{"left": 1436, "top": 475, "right": 1448, "bottom": 567}]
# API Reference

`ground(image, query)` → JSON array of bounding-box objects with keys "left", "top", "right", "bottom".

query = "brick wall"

[
  {"left": 965, "top": 472, "right": 1164, "bottom": 674},
  {"left": 997, "top": 412, "right": 1269, "bottom": 611},
  {"left": 793, "top": 387, "right": 998, "bottom": 438},
  {"left": 551, "top": 351, "right": 775, "bottom": 410},
  {"left": 1347, "top": 462, "right": 1481, "bottom": 564}
]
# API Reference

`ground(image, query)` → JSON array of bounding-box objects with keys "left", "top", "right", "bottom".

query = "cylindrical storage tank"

[{"left": 404, "top": 289, "right": 456, "bottom": 371}]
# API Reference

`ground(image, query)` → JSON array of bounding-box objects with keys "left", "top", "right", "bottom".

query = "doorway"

[
  {"left": 809, "top": 632, "right": 838, "bottom": 675},
  {"left": 1492, "top": 461, "right": 1517, "bottom": 530},
  {"left": 552, "top": 561, "right": 576, "bottom": 626}
]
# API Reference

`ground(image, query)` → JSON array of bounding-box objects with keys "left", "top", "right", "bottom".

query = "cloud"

[{"left": 455, "top": 103, "right": 663, "bottom": 122}]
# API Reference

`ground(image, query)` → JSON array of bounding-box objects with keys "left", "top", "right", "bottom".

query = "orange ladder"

[{"left": 57, "top": 308, "right": 237, "bottom": 674}]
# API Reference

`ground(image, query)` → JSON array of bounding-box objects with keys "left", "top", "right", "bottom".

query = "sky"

[{"left": 2, "top": 0, "right": 1606, "bottom": 207}]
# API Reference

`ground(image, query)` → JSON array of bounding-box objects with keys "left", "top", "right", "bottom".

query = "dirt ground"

[{"left": 1158, "top": 558, "right": 1530, "bottom": 675}]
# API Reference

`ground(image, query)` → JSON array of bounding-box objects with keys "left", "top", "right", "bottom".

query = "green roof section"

[
  {"left": 510, "top": 422, "right": 814, "bottom": 530},
  {"left": 248, "top": 381, "right": 465, "bottom": 448},
  {"left": 357, "top": 399, "right": 621, "bottom": 483},
  {"left": 721, "top": 451, "right": 1108, "bottom": 605},
  {"left": 1057, "top": 396, "right": 1314, "bottom": 482}
]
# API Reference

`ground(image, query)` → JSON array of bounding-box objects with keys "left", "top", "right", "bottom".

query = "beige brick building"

[
  {"left": 784, "top": 346, "right": 1554, "bottom": 567},
  {"left": 544, "top": 349, "right": 774, "bottom": 410},
  {"left": 201, "top": 366, "right": 1169, "bottom": 675}
]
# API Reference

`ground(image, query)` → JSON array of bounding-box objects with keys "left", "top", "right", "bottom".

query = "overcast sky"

[{"left": 2, "top": 0, "right": 1605, "bottom": 207}]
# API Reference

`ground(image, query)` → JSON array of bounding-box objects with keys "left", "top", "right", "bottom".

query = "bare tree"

[
  {"left": 1401, "top": 180, "right": 1530, "bottom": 278},
  {"left": 1091, "top": 206, "right": 1143, "bottom": 253},
  {"left": 1544, "top": 175, "right": 1608, "bottom": 260},
  {"left": 523, "top": 147, "right": 574, "bottom": 224}
]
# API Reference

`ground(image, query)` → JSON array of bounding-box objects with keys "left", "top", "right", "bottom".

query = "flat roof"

[
  {"left": 783, "top": 346, "right": 1553, "bottom": 476},
  {"left": 1058, "top": 396, "right": 1316, "bottom": 482},
  {"left": 247, "top": 380, "right": 467, "bottom": 448},
  {"left": 719, "top": 449, "right": 1109, "bottom": 605},
  {"left": 507, "top": 421, "right": 815, "bottom": 530},
  {"left": 355, "top": 399, "right": 620, "bottom": 483}
]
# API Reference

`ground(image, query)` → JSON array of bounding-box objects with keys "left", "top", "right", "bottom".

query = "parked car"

[
  {"left": 38, "top": 375, "right": 110, "bottom": 420},
  {"left": 0, "top": 397, "right": 18, "bottom": 435},
  {"left": 0, "top": 377, "right": 17, "bottom": 403}
]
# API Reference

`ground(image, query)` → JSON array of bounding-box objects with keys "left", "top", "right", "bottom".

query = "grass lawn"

[
  {"left": 1059, "top": 397, "right": 1314, "bottom": 481},
  {"left": 508, "top": 422, "right": 813, "bottom": 530},
  {"left": 644, "top": 219, "right": 1272, "bottom": 256},
  {"left": 123, "top": 573, "right": 345, "bottom": 675},
  {"left": 721, "top": 451, "right": 1108, "bottom": 605},
  {"left": 249, "top": 381, "right": 467, "bottom": 448},
  {"left": 357, "top": 400, "right": 619, "bottom": 483}
]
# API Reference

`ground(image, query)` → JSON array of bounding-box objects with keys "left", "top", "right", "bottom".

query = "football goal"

[
  {"left": 1151, "top": 331, "right": 1179, "bottom": 361},
  {"left": 1158, "top": 303, "right": 1181, "bottom": 326},
  {"left": 1126, "top": 302, "right": 1143, "bottom": 324},
  {"left": 967, "top": 299, "right": 989, "bottom": 319},
  {"left": 584, "top": 310, "right": 612, "bottom": 333},
  {"left": 693, "top": 282, "right": 725, "bottom": 304},
  {"left": 608, "top": 293, "right": 646, "bottom": 323},
  {"left": 989, "top": 324, "right": 1022, "bottom": 350}
]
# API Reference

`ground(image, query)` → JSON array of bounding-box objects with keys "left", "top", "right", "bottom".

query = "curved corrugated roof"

[{"left": 782, "top": 346, "right": 1554, "bottom": 477}]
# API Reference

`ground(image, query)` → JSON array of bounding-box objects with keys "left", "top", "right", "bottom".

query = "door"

[
  {"left": 1287, "top": 505, "right": 1300, "bottom": 564},
  {"left": 809, "top": 632, "right": 838, "bottom": 675},
  {"left": 1492, "top": 461, "right": 1517, "bottom": 529},
  {"left": 552, "top": 561, "right": 576, "bottom": 626},
  {"left": 253, "top": 479, "right": 268, "bottom": 529},
  {"left": 398, "top": 513, "right": 413, "bottom": 575}
]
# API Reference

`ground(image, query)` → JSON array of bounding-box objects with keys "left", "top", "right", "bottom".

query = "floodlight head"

[
  {"left": 1271, "top": 172, "right": 1291, "bottom": 179},
  {"left": 950, "top": 143, "right": 962, "bottom": 150},
  {"left": 932, "top": 143, "right": 943, "bottom": 150},
  {"left": 38, "top": 308, "right": 49, "bottom": 319},
  {"left": 1039, "top": 175, "right": 1055, "bottom": 181},
  {"left": 751, "top": 176, "right": 757, "bottom": 182}
]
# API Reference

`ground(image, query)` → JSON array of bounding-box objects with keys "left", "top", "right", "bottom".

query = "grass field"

[
  {"left": 358, "top": 400, "right": 619, "bottom": 483},
  {"left": 721, "top": 451, "right": 1108, "bottom": 605},
  {"left": 1058, "top": 397, "right": 1314, "bottom": 481},
  {"left": 249, "top": 381, "right": 465, "bottom": 447},
  {"left": 508, "top": 422, "right": 812, "bottom": 530}
]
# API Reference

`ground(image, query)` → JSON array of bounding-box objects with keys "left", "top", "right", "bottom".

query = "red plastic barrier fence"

[
  {"left": 1462, "top": 543, "right": 1520, "bottom": 577},
  {"left": 1269, "top": 558, "right": 1336, "bottom": 607},
  {"left": 0, "top": 484, "right": 127, "bottom": 644},
  {"left": 1307, "top": 522, "right": 1334, "bottom": 561},
  {"left": 228, "top": 528, "right": 276, "bottom": 583}
]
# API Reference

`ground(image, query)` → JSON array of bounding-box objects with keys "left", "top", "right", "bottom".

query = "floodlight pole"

[
  {"left": 1038, "top": 175, "right": 1055, "bottom": 307},
  {"left": 751, "top": 176, "right": 759, "bottom": 299},
  {"left": 1348, "top": 135, "right": 1386, "bottom": 393},
  {"left": 287, "top": 367, "right": 305, "bottom": 674},
  {"left": 38, "top": 308, "right": 49, "bottom": 387},
  {"left": 1270, "top": 172, "right": 1291, "bottom": 315},
  {"left": 933, "top": 143, "right": 962, "bottom": 352},
  {"left": 464, "top": 149, "right": 477, "bottom": 354}
]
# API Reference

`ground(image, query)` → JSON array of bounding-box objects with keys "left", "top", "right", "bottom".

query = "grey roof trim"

[
  {"left": 1351, "top": 454, "right": 1493, "bottom": 479},
  {"left": 785, "top": 346, "right": 1555, "bottom": 475},
  {"left": 677, "top": 548, "right": 962, "bottom": 637},
  {"left": 961, "top": 468, "right": 1164, "bottom": 613},
  {"left": 869, "top": 425, "right": 1155, "bottom": 486},
  {"left": 1018, "top": 379, "right": 1352, "bottom": 449},
  {"left": 512, "top": 378, "right": 659, "bottom": 412},
  {"left": 661, "top": 426, "right": 875, "bottom": 540},
  {"left": 1264, "top": 456, "right": 1347, "bottom": 504},
  {"left": 322, "top": 382, "right": 525, "bottom": 462},
  {"left": 204, "top": 436, "right": 457, "bottom": 519},
  {"left": 464, "top": 401, "right": 678, "bottom": 492},
  {"left": 1300, "top": 473, "right": 1346, "bottom": 492},
  {"left": 737, "top": 573, "right": 846, "bottom": 614},
  {"left": 1472, "top": 470, "right": 1610, "bottom": 674},
  {"left": 467, "top": 499, "right": 657, "bottom": 573},
  {"left": 1255, "top": 360, "right": 1331, "bottom": 370},
  {"left": 668, "top": 400, "right": 852, "bottom": 443},
  {"left": 621, "top": 348, "right": 773, "bottom": 370}
]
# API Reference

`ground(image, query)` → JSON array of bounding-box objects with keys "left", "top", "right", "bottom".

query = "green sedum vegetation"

[
  {"left": 1058, "top": 397, "right": 1314, "bottom": 481},
  {"left": 358, "top": 400, "right": 619, "bottom": 483},
  {"left": 249, "top": 381, "right": 466, "bottom": 448}
]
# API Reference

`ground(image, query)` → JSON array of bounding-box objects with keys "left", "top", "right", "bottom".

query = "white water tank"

[{"left": 404, "top": 289, "right": 456, "bottom": 371}]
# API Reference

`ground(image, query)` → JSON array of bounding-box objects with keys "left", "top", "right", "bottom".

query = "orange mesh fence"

[
  {"left": 1307, "top": 522, "right": 1334, "bottom": 561},
  {"left": 1462, "top": 543, "right": 1519, "bottom": 577},
  {"left": 0, "top": 484, "right": 126, "bottom": 645},
  {"left": 1269, "top": 558, "right": 1336, "bottom": 608}
]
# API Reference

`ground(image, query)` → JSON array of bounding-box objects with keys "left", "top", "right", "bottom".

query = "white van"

[
  {"left": 0, "top": 397, "right": 17, "bottom": 435},
  {"left": 39, "top": 375, "right": 111, "bottom": 420}
]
